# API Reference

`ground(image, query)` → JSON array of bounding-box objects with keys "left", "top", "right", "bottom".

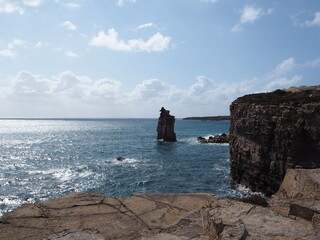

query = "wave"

[
  {"left": 27, "top": 166, "right": 95, "bottom": 182},
  {"left": 229, "top": 184, "right": 263, "bottom": 198},
  {"left": 0, "top": 196, "right": 35, "bottom": 217}
]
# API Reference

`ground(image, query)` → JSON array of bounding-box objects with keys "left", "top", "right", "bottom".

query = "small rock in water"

[
  {"left": 197, "top": 133, "right": 229, "bottom": 144},
  {"left": 116, "top": 157, "right": 125, "bottom": 161},
  {"left": 197, "top": 136, "right": 208, "bottom": 144}
]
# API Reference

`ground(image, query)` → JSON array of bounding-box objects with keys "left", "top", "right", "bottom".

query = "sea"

[{"left": 0, "top": 118, "right": 253, "bottom": 216}]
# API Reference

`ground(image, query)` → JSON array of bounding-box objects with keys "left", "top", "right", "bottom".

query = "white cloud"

[
  {"left": 11, "top": 71, "right": 53, "bottom": 96},
  {"left": 305, "top": 12, "right": 320, "bottom": 26},
  {"left": 136, "top": 22, "right": 154, "bottom": 30},
  {"left": 306, "top": 57, "right": 320, "bottom": 68},
  {"left": 8, "top": 39, "right": 26, "bottom": 49},
  {"left": 0, "top": 0, "right": 42, "bottom": 14},
  {"left": 264, "top": 75, "right": 303, "bottom": 92},
  {"left": 0, "top": 49, "right": 16, "bottom": 58},
  {"left": 65, "top": 3, "right": 81, "bottom": 8},
  {"left": 89, "top": 28, "right": 171, "bottom": 52},
  {"left": 240, "top": 6, "right": 262, "bottom": 24},
  {"left": 232, "top": 5, "right": 272, "bottom": 32},
  {"left": 61, "top": 21, "right": 77, "bottom": 30},
  {"left": 267, "top": 57, "right": 296, "bottom": 79},
  {"left": 55, "top": 0, "right": 81, "bottom": 8},
  {"left": 116, "top": 0, "right": 136, "bottom": 7},
  {"left": 22, "top": 0, "right": 42, "bottom": 7},
  {"left": 0, "top": 1, "right": 24, "bottom": 14},
  {"left": 130, "top": 79, "right": 173, "bottom": 101},
  {"left": 188, "top": 76, "right": 215, "bottom": 96},
  {"left": 35, "top": 41, "right": 42, "bottom": 48},
  {"left": 201, "top": 0, "right": 219, "bottom": 3},
  {"left": 0, "top": 39, "right": 26, "bottom": 58},
  {"left": 89, "top": 78, "right": 121, "bottom": 99},
  {"left": 65, "top": 51, "right": 78, "bottom": 57}
]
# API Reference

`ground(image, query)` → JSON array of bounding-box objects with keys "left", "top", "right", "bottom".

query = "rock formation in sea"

[
  {"left": 230, "top": 85, "right": 320, "bottom": 196},
  {"left": 1, "top": 168, "right": 320, "bottom": 239},
  {"left": 157, "top": 107, "right": 177, "bottom": 142},
  {"left": 197, "top": 133, "right": 229, "bottom": 144}
]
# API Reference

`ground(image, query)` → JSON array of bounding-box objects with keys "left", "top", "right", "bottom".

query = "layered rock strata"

[
  {"left": 230, "top": 86, "right": 320, "bottom": 195},
  {"left": 157, "top": 107, "right": 177, "bottom": 142}
]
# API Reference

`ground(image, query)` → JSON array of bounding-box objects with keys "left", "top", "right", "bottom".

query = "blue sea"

[{"left": 0, "top": 118, "right": 251, "bottom": 216}]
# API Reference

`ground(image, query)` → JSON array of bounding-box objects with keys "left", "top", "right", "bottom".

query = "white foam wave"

[
  {"left": 110, "top": 157, "right": 140, "bottom": 164},
  {"left": 178, "top": 137, "right": 198, "bottom": 145},
  {"left": 27, "top": 167, "right": 94, "bottom": 182},
  {"left": 230, "top": 184, "right": 264, "bottom": 198},
  {"left": 0, "top": 196, "right": 35, "bottom": 217}
]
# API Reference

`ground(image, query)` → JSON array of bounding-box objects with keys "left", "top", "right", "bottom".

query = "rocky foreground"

[{"left": 1, "top": 169, "right": 320, "bottom": 240}]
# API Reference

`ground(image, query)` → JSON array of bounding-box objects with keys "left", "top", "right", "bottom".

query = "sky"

[{"left": 0, "top": 0, "right": 319, "bottom": 118}]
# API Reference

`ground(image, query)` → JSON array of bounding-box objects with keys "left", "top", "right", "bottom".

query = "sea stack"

[
  {"left": 229, "top": 86, "right": 320, "bottom": 196},
  {"left": 157, "top": 107, "right": 177, "bottom": 142}
]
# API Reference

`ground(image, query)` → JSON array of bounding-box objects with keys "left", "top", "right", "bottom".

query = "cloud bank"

[
  {"left": 89, "top": 28, "right": 171, "bottom": 52},
  {"left": 0, "top": 57, "right": 311, "bottom": 118}
]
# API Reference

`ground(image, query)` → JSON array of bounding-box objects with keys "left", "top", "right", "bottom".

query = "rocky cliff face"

[
  {"left": 230, "top": 86, "right": 320, "bottom": 196},
  {"left": 157, "top": 107, "right": 177, "bottom": 142}
]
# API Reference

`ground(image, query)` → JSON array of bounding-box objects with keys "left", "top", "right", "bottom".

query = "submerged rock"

[
  {"left": 157, "top": 107, "right": 177, "bottom": 142},
  {"left": 116, "top": 157, "right": 125, "bottom": 161},
  {"left": 229, "top": 85, "right": 320, "bottom": 195}
]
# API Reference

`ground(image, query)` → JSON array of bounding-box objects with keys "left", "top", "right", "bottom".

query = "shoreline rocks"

[
  {"left": 229, "top": 86, "right": 320, "bottom": 196},
  {"left": 197, "top": 133, "right": 229, "bottom": 144},
  {"left": 1, "top": 171, "right": 319, "bottom": 240}
]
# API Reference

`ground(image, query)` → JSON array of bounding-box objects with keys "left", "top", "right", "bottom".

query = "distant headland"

[{"left": 182, "top": 115, "right": 231, "bottom": 121}]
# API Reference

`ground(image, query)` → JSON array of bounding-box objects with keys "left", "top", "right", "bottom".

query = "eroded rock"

[
  {"left": 157, "top": 107, "right": 177, "bottom": 142},
  {"left": 229, "top": 86, "right": 320, "bottom": 195}
]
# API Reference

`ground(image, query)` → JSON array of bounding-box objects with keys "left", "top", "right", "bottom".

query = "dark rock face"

[
  {"left": 230, "top": 86, "right": 320, "bottom": 196},
  {"left": 197, "top": 134, "right": 229, "bottom": 144},
  {"left": 157, "top": 107, "right": 177, "bottom": 142}
]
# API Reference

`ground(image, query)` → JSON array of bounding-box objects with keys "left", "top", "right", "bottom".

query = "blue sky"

[{"left": 0, "top": 0, "right": 319, "bottom": 118}]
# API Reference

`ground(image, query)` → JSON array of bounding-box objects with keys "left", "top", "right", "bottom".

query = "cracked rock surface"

[{"left": 0, "top": 190, "right": 317, "bottom": 240}]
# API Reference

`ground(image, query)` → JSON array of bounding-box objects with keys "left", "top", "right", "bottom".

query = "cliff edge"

[{"left": 230, "top": 85, "right": 320, "bottom": 195}]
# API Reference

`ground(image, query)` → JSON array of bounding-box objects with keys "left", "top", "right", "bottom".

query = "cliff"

[
  {"left": 157, "top": 107, "right": 177, "bottom": 142},
  {"left": 230, "top": 85, "right": 320, "bottom": 195}
]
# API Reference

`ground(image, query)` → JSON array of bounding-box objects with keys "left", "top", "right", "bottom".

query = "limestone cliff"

[
  {"left": 230, "top": 86, "right": 320, "bottom": 195},
  {"left": 157, "top": 107, "right": 177, "bottom": 142}
]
